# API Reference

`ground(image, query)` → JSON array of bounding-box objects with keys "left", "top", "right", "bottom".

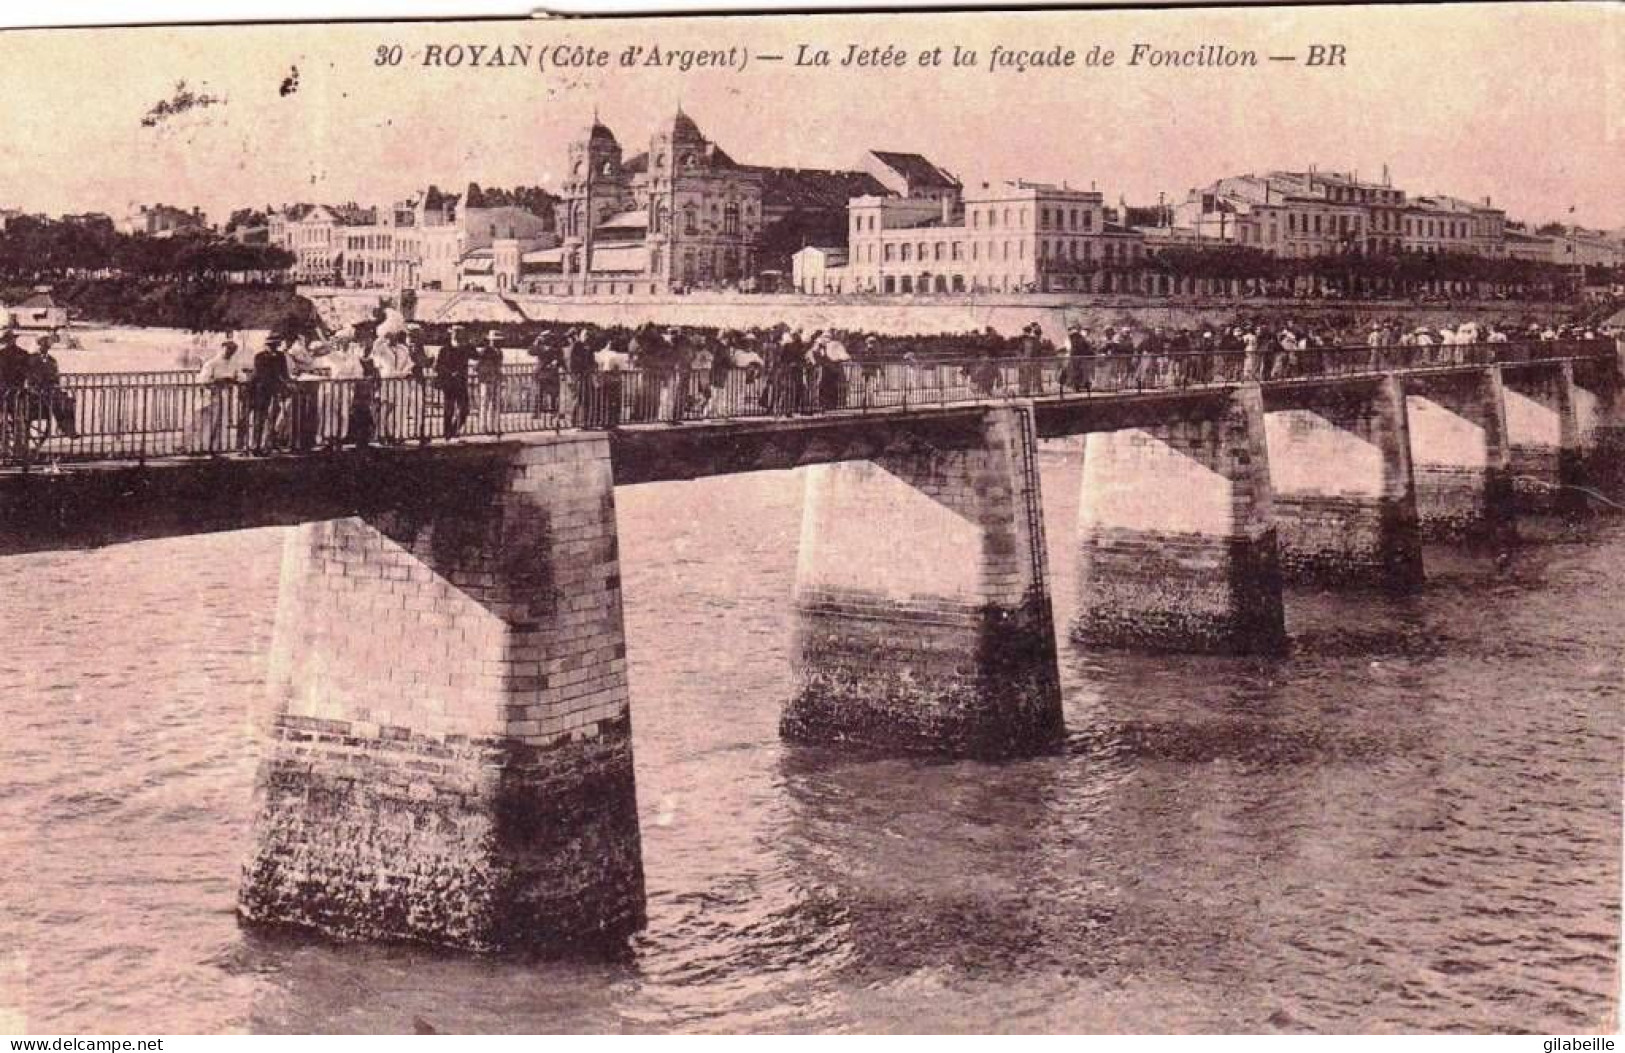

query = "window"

[
  {"left": 1082, "top": 211, "right": 1093, "bottom": 232},
  {"left": 884, "top": 243, "right": 894, "bottom": 262},
  {"left": 1040, "top": 208, "right": 1050, "bottom": 230},
  {"left": 724, "top": 202, "right": 739, "bottom": 235},
  {"left": 901, "top": 243, "right": 912, "bottom": 262},
  {"left": 1003, "top": 208, "right": 1011, "bottom": 227},
  {"left": 683, "top": 205, "right": 697, "bottom": 235},
  {"left": 952, "top": 241, "right": 962, "bottom": 261}
]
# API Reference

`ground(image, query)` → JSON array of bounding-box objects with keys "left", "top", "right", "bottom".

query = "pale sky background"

[{"left": 0, "top": 3, "right": 1618, "bottom": 229}]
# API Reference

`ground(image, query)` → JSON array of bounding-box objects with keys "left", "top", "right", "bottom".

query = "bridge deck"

[{"left": 0, "top": 341, "right": 1614, "bottom": 555}]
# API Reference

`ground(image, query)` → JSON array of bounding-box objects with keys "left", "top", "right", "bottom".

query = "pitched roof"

[
  {"left": 868, "top": 151, "right": 961, "bottom": 190},
  {"left": 749, "top": 166, "right": 890, "bottom": 211}
]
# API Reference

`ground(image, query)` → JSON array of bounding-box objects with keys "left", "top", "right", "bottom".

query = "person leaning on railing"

[
  {"left": 195, "top": 338, "right": 245, "bottom": 453},
  {"left": 435, "top": 325, "right": 474, "bottom": 439},
  {"left": 0, "top": 328, "right": 32, "bottom": 455},
  {"left": 475, "top": 329, "right": 506, "bottom": 430},
  {"left": 247, "top": 336, "right": 293, "bottom": 456},
  {"left": 528, "top": 331, "right": 564, "bottom": 418},
  {"left": 29, "top": 333, "right": 77, "bottom": 439}
]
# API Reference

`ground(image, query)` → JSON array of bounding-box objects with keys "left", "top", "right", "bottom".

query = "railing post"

[{"left": 137, "top": 384, "right": 148, "bottom": 466}]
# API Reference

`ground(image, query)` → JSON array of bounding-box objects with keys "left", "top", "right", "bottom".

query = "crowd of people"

[
  {"left": 6, "top": 307, "right": 1613, "bottom": 460},
  {"left": 191, "top": 321, "right": 507, "bottom": 454}
]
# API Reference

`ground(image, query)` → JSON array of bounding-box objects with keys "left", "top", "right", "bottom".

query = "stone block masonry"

[
  {"left": 1502, "top": 362, "right": 1585, "bottom": 516},
  {"left": 1073, "top": 385, "right": 1285, "bottom": 654},
  {"left": 1264, "top": 376, "right": 1424, "bottom": 590},
  {"left": 1403, "top": 367, "right": 1514, "bottom": 544},
  {"left": 1571, "top": 351, "right": 1625, "bottom": 494},
  {"left": 239, "top": 432, "right": 645, "bottom": 952},
  {"left": 784, "top": 405, "right": 1064, "bottom": 758}
]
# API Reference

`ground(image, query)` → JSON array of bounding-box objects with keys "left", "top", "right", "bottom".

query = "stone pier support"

[
  {"left": 239, "top": 434, "right": 645, "bottom": 952},
  {"left": 1572, "top": 351, "right": 1625, "bottom": 493},
  {"left": 1502, "top": 362, "right": 1584, "bottom": 515},
  {"left": 1072, "top": 385, "right": 1286, "bottom": 654},
  {"left": 784, "top": 405, "right": 1064, "bottom": 758},
  {"left": 1264, "top": 376, "right": 1424, "bottom": 589},
  {"left": 1402, "top": 367, "right": 1515, "bottom": 543}
]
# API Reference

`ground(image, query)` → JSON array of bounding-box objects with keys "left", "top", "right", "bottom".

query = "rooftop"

[
  {"left": 869, "top": 151, "right": 961, "bottom": 191},
  {"left": 749, "top": 166, "right": 890, "bottom": 211}
]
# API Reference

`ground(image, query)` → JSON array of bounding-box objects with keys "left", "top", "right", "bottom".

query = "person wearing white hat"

[{"left": 195, "top": 338, "right": 243, "bottom": 451}]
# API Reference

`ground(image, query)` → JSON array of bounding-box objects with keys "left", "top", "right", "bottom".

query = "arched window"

[
  {"left": 683, "top": 204, "right": 698, "bottom": 235},
  {"left": 723, "top": 201, "right": 740, "bottom": 235}
]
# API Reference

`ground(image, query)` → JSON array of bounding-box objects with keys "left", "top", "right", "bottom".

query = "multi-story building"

[
  {"left": 541, "top": 109, "right": 766, "bottom": 294},
  {"left": 838, "top": 180, "right": 1143, "bottom": 294},
  {"left": 1402, "top": 195, "right": 1507, "bottom": 257},
  {"left": 121, "top": 203, "right": 209, "bottom": 237},
  {"left": 271, "top": 203, "right": 374, "bottom": 284},
  {"left": 1175, "top": 171, "right": 1399, "bottom": 258},
  {"left": 523, "top": 109, "right": 910, "bottom": 295},
  {"left": 330, "top": 187, "right": 554, "bottom": 291},
  {"left": 859, "top": 151, "right": 961, "bottom": 206}
]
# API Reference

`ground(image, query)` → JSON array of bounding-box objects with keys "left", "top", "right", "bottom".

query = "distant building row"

[
  {"left": 796, "top": 166, "right": 1625, "bottom": 294},
  {"left": 30, "top": 107, "right": 1625, "bottom": 296}
]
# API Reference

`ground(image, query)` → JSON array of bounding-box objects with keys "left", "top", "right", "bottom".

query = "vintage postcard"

[{"left": 0, "top": 2, "right": 1620, "bottom": 1038}]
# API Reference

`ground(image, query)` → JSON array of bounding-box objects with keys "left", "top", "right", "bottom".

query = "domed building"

[{"left": 548, "top": 107, "right": 767, "bottom": 294}]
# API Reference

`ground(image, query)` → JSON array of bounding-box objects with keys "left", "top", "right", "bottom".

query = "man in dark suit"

[
  {"left": 248, "top": 336, "right": 292, "bottom": 454},
  {"left": 435, "top": 325, "right": 474, "bottom": 438}
]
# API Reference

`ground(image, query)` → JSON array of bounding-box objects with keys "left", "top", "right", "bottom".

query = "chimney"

[{"left": 1382, "top": 163, "right": 1390, "bottom": 187}]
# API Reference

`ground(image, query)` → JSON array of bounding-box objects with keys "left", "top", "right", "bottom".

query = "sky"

[{"left": 0, "top": 3, "right": 1618, "bottom": 230}]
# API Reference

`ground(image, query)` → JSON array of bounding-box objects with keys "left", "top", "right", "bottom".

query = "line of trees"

[
  {"left": 462, "top": 183, "right": 559, "bottom": 220},
  {"left": 1043, "top": 244, "right": 1621, "bottom": 298},
  {"left": 0, "top": 214, "right": 294, "bottom": 283}
]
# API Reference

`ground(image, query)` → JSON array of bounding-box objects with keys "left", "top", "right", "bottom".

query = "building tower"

[{"left": 557, "top": 115, "right": 630, "bottom": 291}]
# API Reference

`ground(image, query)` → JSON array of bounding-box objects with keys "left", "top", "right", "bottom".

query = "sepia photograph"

[{"left": 0, "top": 0, "right": 1621, "bottom": 1038}]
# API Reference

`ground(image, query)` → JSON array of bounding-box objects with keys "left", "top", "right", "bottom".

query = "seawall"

[{"left": 301, "top": 287, "right": 1576, "bottom": 343}]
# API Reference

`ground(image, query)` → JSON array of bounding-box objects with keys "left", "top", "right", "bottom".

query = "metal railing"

[{"left": 0, "top": 340, "right": 1610, "bottom": 470}]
